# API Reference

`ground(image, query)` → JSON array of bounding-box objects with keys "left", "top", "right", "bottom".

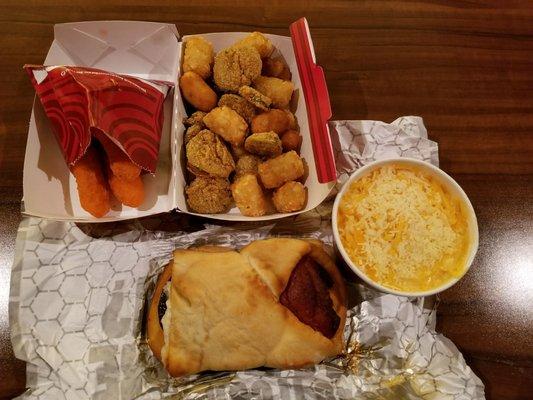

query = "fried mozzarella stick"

[
  {"left": 71, "top": 146, "right": 111, "bottom": 218},
  {"left": 97, "top": 132, "right": 141, "bottom": 181},
  {"left": 108, "top": 172, "right": 145, "bottom": 208}
]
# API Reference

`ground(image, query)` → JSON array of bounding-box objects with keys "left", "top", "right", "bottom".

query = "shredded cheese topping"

[{"left": 337, "top": 164, "right": 471, "bottom": 292}]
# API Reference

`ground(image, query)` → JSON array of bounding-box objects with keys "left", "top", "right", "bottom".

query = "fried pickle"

[
  {"left": 186, "top": 176, "right": 233, "bottom": 214},
  {"left": 179, "top": 71, "right": 217, "bottom": 112},
  {"left": 184, "top": 123, "right": 204, "bottom": 144},
  {"left": 186, "top": 129, "right": 235, "bottom": 178},
  {"left": 258, "top": 151, "right": 304, "bottom": 189},
  {"left": 218, "top": 94, "right": 256, "bottom": 123},
  {"left": 272, "top": 181, "right": 307, "bottom": 213},
  {"left": 233, "top": 32, "right": 274, "bottom": 58},
  {"left": 238, "top": 85, "right": 271, "bottom": 111},
  {"left": 244, "top": 131, "right": 282, "bottom": 158},
  {"left": 182, "top": 36, "right": 214, "bottom": 80},
  {"left": 213, "top": 46, "right": 262, "bottom": 92},
  {"left": 251, "top": 109, "right": 291, "bottom": 134},
  {"left": 235, "top": 154, "right": 261, "bottom": 177},
  {"left": 203, "top": 106, "right": 248, "bottom": 146},
  {"left": 253, "top": 76, "right": 294, "bottom": 109},
  {"left": 231, "top": 174, "right": 268, "bottom": 217}
]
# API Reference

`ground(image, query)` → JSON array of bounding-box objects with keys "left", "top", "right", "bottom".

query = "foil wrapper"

[{"left": 10, "top": 117, "right": 484, "bottom": 399}]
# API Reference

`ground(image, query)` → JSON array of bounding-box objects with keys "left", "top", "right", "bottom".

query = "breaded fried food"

[
  {"left": 183, "top": 111, "right": 206, "bottom": 126},
  {"left": 281, "top": 130, "right": 302, "bottom": 153},
  {"left": 238, "top": 86, "right": 271, "bottom": 111},
  {"left": 218, "top": 94, "right": 256, "bottom": 123},
  {"left": 272, "top": 181, "right": 307, "bottom": 213},
  {"left": 258, "top": 151, "right": 304, "bottom": 189},
  {"left": 253, "top": 76, "right": 294, "bottom": 109},
  {"left": 96, "top": 132, "right": 141, "bottom": 181},
  {"left": 235, "top": 154, "right": 260, "bottom": 177},
  {"left": 233, "top": 32, "right": 274, "bottom": 58},
  {"left": 184, "top": 123, "right": 203, "bottom": 144},
  {"left": 108, "top": 173, "right": 145, "bottom": 208},
  {"left": 179, "top": 71, "right": 218, "bottom": 112},
  {"left": 251, "top": 109, "right": 291, "bottom": 134},
  {"left": 284, "top": 110, "right": 298, "bottom": 130},
  {"left": 71, "top": 146, "right": 111, "bottom": 218},
  {"left": 182, "top": 36, "right": 214, "bottom": 79},
  {"left": 244, "top": 131, "right": 282, "bottom": 158},
  {"left": 230, "top": 144, "right": 248, "bottom": 160},
  {"left": 186, "top": 176, "right": 232, "bottom": 214},
  {"left": 203, "top": 106, "right": 248, "bottom": 146},
  {"left": 186, "top": 129, "right": 235, "bottom": 178},
  {"left": 213, "top": 46, "right": 262, "bottom": 92},
  {"left": 231, "top": 174, "right": 268, "bottom": 217},
  {"left": 262, "top": 57, "right": 291, "bottom": 81}
]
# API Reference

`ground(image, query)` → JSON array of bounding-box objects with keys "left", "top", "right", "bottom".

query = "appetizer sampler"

[
  {"left": 146, "top": 238, "right": 347, "bottom": 377},
  {"left": 337, "top": 163, "right": 472, "bottom": 292},
  {"left": 180, "top": 32, "right": 308, "bottom": 216}
]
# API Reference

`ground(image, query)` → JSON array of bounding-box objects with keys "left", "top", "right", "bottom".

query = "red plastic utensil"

[{"left": 290, "top": 18, "right": 336, "bottom": 183}]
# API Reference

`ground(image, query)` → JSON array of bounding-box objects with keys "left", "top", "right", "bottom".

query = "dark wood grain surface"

[{"left": 1, "top": 1, "right": 532, "bottom": 399}]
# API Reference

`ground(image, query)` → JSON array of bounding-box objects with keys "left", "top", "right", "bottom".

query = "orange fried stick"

[
  {"left": 96, "top": 131, "right": 141, "bottom": 181},
  {"left": 108, "top": 171, "right": 145, "bottom": 208},
  {"left": 70, "top": 146, "right": 111, "bottom": 218}
]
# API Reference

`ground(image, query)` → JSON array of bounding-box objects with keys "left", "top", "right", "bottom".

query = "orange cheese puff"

[
  {"left": 71, "top": 147, "right": 111, "bottom": 218},
  {"left": 97, "top": 132, "right": 141, "bottom": 181},
  {"left": 108, "top": 172, "right": 145, "bottom": 208}
]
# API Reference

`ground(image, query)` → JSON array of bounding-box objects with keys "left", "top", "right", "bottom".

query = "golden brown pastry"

[{"left": 147, "top": 238, "right": 346, "bottom": 377}]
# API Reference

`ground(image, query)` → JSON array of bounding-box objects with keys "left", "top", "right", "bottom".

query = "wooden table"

[{"left": 1, "top": 1, "right": 532, "bottom": 399}]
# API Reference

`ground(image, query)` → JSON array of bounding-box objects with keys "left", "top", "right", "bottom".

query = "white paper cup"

[{"left": 332, "top": 158, "right": 479, "bottom": 297}]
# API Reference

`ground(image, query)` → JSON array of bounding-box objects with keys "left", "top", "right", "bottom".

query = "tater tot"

[
  {"left": 251, "top": 109, "right": 291, "bottom": 134},
  {"left": 203, "top": 106, "right": 248, "bottom": 146},
  {"left": 231, "top": 174, "right": 268, "bottom": 216},
  {"left": 96, "top": 132, "right": 141, "bottom": 181},
  {"left": 234, "top": 32, "right": 274, "bottom": 58},
  {"left": 71, "top": 146, "right": 111, "bottom": 218},
  {"left": 280, "top": 130, "right": 302, "bottom": 153},
  {"left": 253, "top": 76, "right": 294, "bottom": 109},
  {"left": 258, "top": 151, "right": 304, "bottom": 189},
  {"left": 108, "top": 173, "right": 145, "bottom": 208},
  {"left": 179, "top": 71, "right": 217, "bottom": 112},
  {"left": 182, "top": 36, "right": 214, "bottom": 79},
  {"left": 262, "top": 57, "right": 291, "bottom": 81},
  {"left": 272, "top": 181, "right": 307, "bottom": 213}
]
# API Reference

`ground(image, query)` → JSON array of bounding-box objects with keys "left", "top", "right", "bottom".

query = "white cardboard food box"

[{"left": 23, "top": 21, "right": 334, "bottom": 222}]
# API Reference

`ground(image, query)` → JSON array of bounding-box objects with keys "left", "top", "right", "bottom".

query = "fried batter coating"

[
  {"left": 203, "top": 106, "right": 248, "bottom": 146},
  {"left": 284, "top": 110, "right": 298, "bottom": 130},
  {"left": 108, "top": 173, "right": 145, "bottom": 208},
  {"left": 186, "top": 129, "right": 235, "bottom": 178},
  {"left": 184, "top": 123, "right": 203, "bottom": 144},
  {"left": 251, "top": 109, "right": 291, "bottom": 134},
  {"left": 244, "top": 131, "right": 282, "bottom": 158},
  {"left": 235, "top": 154, "right": 260, "bottom": 177},
  {"left": 272, "top": 181, "right": 307, "bottom": 213},
  {"left": 186, "top": 176, "right": 233, "bottom": 214},
  {"left": 238, "top": 85, "right": 271, "bottom": 111},
  {"left": 183, "top": 111, "right": 206, "bottom": 127},
  {"left": 230, "top": 144, "right": 248, "bottom": 160},
  {"left": 71, "top": 146, "right": 111, "bottom": 218},
  {"left": 213, "top": 46, "right": 262, "bottom": 92},
  {"left": 233, "top": 32, "right": 274, "bottom": 58},
  {"left": 258, "top": 151, "right": 304, "bottom": 189},
  {"left": 96, "top": 132, "right": 141, "bottom": 181},
  {"left": 253, "top": 76, "right": 294, "bottom": 109},
  {"left": 280, "top": 130, "right": 302, "bottom": 153},
  {"left": 262, "top": 57, "right": 291, "bottom": 81},
  {"left": 179, "top": 71, "right": 217, "bottom": 112},
  {"left": 182, "top": 36, "right": 214, "bottom": 79},
  {"left": 218, "top": 94, "right": 256, "bottom": 123},
  {"left": 231, "top": 174, "right": 268, "bottom": 217}
]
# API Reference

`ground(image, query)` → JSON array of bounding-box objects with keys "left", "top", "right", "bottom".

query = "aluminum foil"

[{"left": 9, "top": 117, "right": 484, "bottom": 399}]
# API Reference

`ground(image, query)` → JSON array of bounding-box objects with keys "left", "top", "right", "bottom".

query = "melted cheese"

[{"left": 337, "top": 164, "right": 471, "bottom": 292}]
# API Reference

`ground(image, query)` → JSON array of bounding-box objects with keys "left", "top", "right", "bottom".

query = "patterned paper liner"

[{"left": 9, "top": 117, "right": 485, "bottom": 399}]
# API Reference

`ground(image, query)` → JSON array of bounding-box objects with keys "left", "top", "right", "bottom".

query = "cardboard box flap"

[{"left": 53, "top": 21, "right": 180, "bottom": 82}]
